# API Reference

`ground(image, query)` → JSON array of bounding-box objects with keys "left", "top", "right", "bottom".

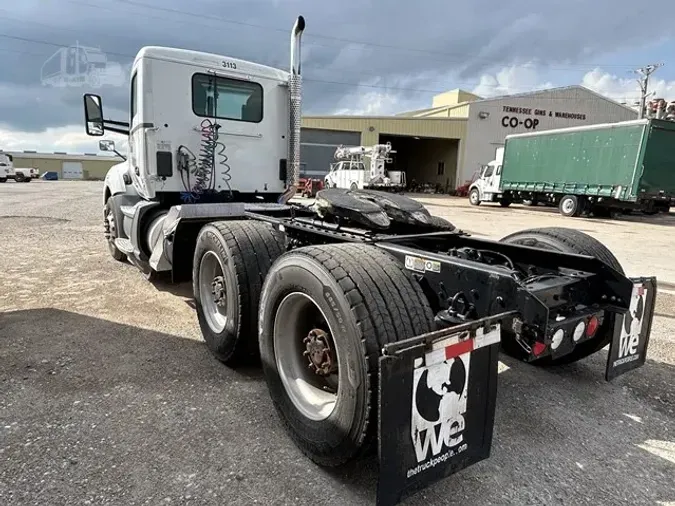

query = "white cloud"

[
  {"left": 472, "top": 64, "right": 554, "bottom": 98},
  {"left": 581, "top": 69, "right": 675, "bottom": 105},
  {"left": 332, "top": 90, "right": 407, "bottom": 116},
  {"left": 0, "top": 123, "right": 127, "bottom": 154}
]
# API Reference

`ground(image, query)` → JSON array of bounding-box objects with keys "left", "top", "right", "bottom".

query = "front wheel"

[
  {"left": 349, "top": 182, "right": 358, "bottom": 191},
  {"left": 259, "top": 244, "right": 434, "bottom": 466},
  {"left": 15, "top": 173, "right": 25, "bottom": 182},
  {"left": 558, "top": 195, "right": 580, "bottom": 217},
  {"left": 469, "top": 188, "right": 481, "bottom": 206},
  {"left": 104, "top": 198, "right": 126, "bottom": 262}
]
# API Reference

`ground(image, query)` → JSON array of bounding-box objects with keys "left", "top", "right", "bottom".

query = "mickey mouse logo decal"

[{"left": 411, "top": 355, "right": 470, "bottom": 463}]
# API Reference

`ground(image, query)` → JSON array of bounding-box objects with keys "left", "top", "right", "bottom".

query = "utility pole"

[{"left": 634, "top": 63, "right": 664, "bottom": 118}]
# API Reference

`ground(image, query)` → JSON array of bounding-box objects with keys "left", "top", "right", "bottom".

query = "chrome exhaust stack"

[{"left": 287, "top": 15, "right": 305, "bottom": 191}]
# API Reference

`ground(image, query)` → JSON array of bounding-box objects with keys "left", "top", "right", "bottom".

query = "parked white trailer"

[{"left": 80, "top": 15, "right": 658, "bottom": 506}]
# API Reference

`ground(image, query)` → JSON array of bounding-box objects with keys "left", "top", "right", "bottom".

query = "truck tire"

[
  {"left": 500, "top": 227, "right": 623, "bottom": 366},
  {"left": 558, "top": 195, "right": 580, "bottom": 217},
  {"left": 104, "top": 198, "right": 126, "bottom": 262},
  {"left": 193, "top": 220, "right": 286, "bottom": 365},
  {"left": 499, "top": 198, "right": 511, "bottom": 207},
  {"left": 15, "top": 173, "right": 25, "bottom": 182},
  {"left": 469, "top": 188, "right": 481, "bottom": 206},
  {"left": 0, "top": 178, "right": 6, "bottom": 183},
  {"left": 258, "top": 243, "right": 434, "bottom": 466}
]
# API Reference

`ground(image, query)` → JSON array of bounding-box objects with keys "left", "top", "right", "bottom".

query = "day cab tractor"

[{"left": 82, "top": 15, "right": 657, "bottom": 506}]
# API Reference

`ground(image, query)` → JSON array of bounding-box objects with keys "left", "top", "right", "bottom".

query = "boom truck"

[
  {"left": 324, "top": 142, "right": 406, "bottom": 191},
  {"left": 83, "top": 16, "right": 657, "bottom": 506},
  {"left": 469, "top": 119, "right": 675, "bottom": 217}
]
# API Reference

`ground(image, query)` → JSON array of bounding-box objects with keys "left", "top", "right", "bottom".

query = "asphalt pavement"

[{"left": 1, "top": 181, "right": 673, "bottom": 505}]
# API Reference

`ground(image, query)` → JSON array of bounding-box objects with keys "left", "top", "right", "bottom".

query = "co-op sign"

[{"left": 500, "top": 106, "right": 588, "bottom": 130}]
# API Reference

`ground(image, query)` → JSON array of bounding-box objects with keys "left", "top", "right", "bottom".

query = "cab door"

[
  {"left": 482, "top": 163, "right": 498, "bottom": 193},
  {"left": 128, "top": 70, "right": 155, "bottom": 198},
  {"left": 336, "top": 162, "right": 350, "bottom": 188}
]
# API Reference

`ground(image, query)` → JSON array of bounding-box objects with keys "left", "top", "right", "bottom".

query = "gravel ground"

[{"left": 1, "top": 181, "right": 673, "bottom": 506}]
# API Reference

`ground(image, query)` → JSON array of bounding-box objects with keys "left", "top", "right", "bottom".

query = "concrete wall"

[{"left": 459, "top": 87, "right": 638, "bottom": 186}]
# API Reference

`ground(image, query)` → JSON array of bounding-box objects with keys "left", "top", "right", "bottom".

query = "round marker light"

[
  {"left": 551, "top": 329, "right": 565, "bottom": 350},
  {"left": 586, "top": 316, "right": 599, "bottom": 337},
  {"left": 573, "top": 321, "right": 586, "bottom": 342}
]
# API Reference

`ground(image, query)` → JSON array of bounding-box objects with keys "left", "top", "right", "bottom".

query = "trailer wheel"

[
  {"left": 194, "top": 220, "right": 286, "bottom": 365},
  {"left": 15, "top": 173, "right": 26, "bottom": 182},
  {"left": 469, "top": 188, "right": 481, "bottom": 206},
  {"left": 558, "top": 195, "right": 582, "bottom": 216},
  {"left": 0, "top": 178, "right": 6, "bottom": 183},
  {"left": 259, "top": 243, "right": 434, "bottom": 466},
  {"left": 500, "top": 227, "right": 623, "bottom": 366},
  {"left": 104, "top": 198, "right": 126, "bottom": 262}
]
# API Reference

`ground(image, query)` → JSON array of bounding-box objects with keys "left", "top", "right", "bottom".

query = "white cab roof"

[{"left": 135, "top": 46, "right": 290, "bottom": 82}]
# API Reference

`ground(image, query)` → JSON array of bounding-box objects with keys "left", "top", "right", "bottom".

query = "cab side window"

[{"left": 484, "top": 165, "right": 494, "bottom": 177}]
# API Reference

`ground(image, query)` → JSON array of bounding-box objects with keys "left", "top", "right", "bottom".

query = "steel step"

[{"left": 114, "top": 238, "right": 134, "bottom": 255}]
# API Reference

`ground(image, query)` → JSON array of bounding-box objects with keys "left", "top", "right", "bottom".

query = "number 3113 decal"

[{"left": 222, "top": 61, "right": 237, "bottom": 69}]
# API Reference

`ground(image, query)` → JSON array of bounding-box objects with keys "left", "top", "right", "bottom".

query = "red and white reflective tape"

[{"left": 423, "top": 325, "right": 501, "bottom": 367}]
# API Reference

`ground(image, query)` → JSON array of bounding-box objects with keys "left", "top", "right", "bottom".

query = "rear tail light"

[
  {"left": 533, "top": 342, "right": 547, "bottom": 356},
  {"left": 551, "top": 329, "right": 564, "bottom": 350},
  {"left": 586, "top": 316, "right": 599, "bottom": 337}
]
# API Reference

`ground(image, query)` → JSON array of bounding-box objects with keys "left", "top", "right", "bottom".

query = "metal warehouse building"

[
  {"left": 302, "top": 86, "right": 638, "bottom": 190},
  {"left": 2, "top": 151, "right": 119, "bottom": 180}
]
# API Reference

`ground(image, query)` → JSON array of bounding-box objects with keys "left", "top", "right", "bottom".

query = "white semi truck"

[
  {"left": 83, "top": 15, "right": 657, "bottom": 506},
  {"left": 323, "top": 143, "right": 406, "bottom": 191}
]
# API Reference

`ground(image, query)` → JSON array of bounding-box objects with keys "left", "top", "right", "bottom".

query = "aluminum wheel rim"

[
  {"left": 104, "top": 207, "right": 117, "bottom": 246},
  {"left": 199, "top": 251, "right": 228, "bottom": 334},
  {"left": 562, "top": 198, "right": 575, "bottom": 214},
  {"left": 470, "top": 191, "right": 479, "bottom": 204},
  {"left": 274, "top": 292, "right": 339, "bottom": 421}
]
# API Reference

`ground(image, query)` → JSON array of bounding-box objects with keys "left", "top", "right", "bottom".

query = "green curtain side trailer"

[{"left": 468, "top": 119, "right": 675, "bottom": 217}]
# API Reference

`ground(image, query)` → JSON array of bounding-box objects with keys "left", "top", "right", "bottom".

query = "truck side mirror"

[
  {"left": 84, "top": 94, "right": 104, "bottom": 136},
  {"left": 99, "top": 140, "right": 115, "bottom": 152}
]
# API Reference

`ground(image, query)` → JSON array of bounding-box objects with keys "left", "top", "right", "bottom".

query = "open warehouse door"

[{"left": 379, "top": 134, "right": 459, "bottom": 194}]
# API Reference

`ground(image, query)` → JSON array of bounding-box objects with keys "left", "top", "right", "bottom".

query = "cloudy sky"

[{"left": 1, "top": 0, "right": 675, "bottom": 153}]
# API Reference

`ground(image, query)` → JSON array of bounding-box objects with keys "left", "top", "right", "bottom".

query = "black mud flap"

[
  {"left": 377, "top": 313, "right": 510, "bottom": 506},
  {"left": 605, "top": 277, "right": 657, "bottom": 381}
]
